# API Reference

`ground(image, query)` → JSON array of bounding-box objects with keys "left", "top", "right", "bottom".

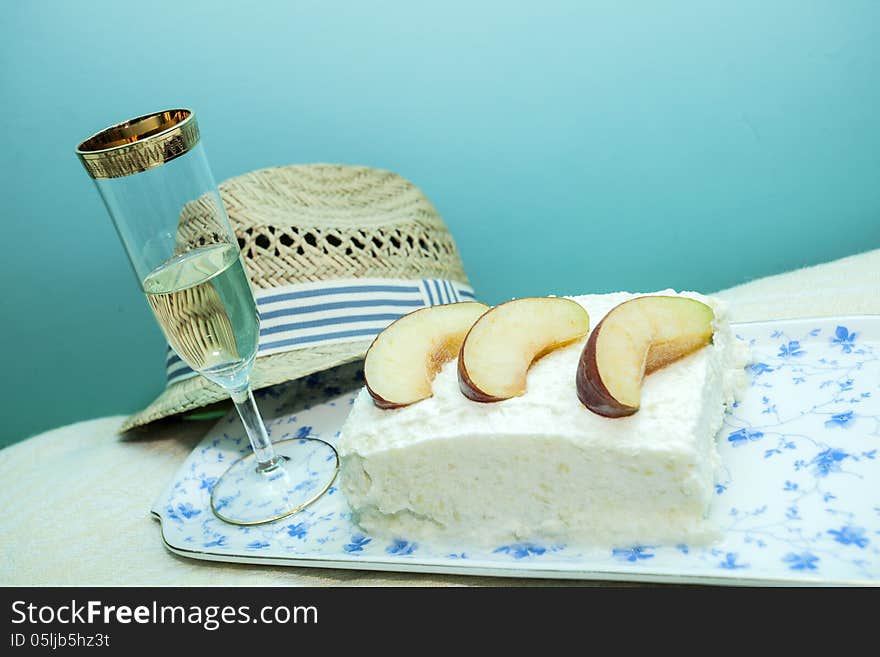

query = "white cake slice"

[{"left": 338, "top": 290, "right": 748, "bottom": 548}]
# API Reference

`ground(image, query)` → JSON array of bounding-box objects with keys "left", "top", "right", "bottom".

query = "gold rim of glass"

[{"left": 76, "top": 108, "right": 200, "bottom": 179}]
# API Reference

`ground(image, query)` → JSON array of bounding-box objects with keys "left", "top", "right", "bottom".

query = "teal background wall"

[{"left": 2, "top": 1, "right": 879, "bottom": 447}]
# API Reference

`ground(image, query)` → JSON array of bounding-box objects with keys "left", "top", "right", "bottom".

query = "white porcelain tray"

[{"left": 152, "top": 317, "right": 880, "bottom": 585}]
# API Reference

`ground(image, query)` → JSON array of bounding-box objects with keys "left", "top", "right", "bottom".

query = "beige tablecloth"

[{"left": 2, "top": 248, "right": 878, "bottom": 585}]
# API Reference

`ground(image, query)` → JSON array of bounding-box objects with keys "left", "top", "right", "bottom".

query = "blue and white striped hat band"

[{"left": 165, "top": 277, "right": 475, "bottom": 385}]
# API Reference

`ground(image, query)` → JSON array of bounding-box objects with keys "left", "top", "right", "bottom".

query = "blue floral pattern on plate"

[{"left": 152, "top": 318, "right": 880, "bottom": 584}]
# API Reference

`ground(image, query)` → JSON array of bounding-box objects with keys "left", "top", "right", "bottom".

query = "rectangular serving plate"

[{"left": 152, "top": 317, "right": 880, "bottom": 585}]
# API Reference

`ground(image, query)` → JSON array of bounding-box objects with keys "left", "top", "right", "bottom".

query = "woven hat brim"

[{"left": 120, "top": 340, "right": 371, "bottom": 432}]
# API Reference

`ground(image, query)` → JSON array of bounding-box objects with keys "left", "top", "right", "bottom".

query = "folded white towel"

[{"left": 718, "top": 248, "right": 880, "bottom": 322}]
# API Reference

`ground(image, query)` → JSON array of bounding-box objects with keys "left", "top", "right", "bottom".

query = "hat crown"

[{"left": 177, "top": 164, "right": 468, "bottom": 291}]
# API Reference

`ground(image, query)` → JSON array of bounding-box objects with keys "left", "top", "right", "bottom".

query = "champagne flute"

[{"left": 76, "top": 109, "right": 338, "bottom": 525}]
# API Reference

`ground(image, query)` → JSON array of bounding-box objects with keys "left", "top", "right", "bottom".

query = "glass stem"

[{"left": 230, "top": 386, "right": 281, "bottom": 472}]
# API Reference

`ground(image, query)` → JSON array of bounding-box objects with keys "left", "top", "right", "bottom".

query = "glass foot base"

[{"left": 210, "top": 437, "right": 339, "bottom": 526}]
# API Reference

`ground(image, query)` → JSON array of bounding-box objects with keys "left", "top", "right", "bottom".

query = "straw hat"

[{"left": 121, "top": 163, "right": 473, "bottom": 431}]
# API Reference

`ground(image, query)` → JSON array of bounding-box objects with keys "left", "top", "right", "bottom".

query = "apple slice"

[
  {"left": 576, "top": 296, "right": 715, "bottom": 417},
  {"left": 458, "top": 297, "right": 590, "bottom": 402},
  {"left": 364, "top": 301, "right": 489, "bottom": 409}
]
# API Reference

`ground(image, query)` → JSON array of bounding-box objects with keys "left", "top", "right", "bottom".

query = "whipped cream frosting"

[{"left": 338, "top": 291, "right": 749, "bottom": 548}]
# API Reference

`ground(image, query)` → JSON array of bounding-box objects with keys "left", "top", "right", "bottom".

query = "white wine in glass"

[
  {"left": 76, "top": 109, "right": 338, "bottom": 525},
  {"left": 144, "top": 244, "right": 257, "bottom": 389}
]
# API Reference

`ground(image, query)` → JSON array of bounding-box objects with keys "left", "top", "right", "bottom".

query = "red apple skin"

[
  {"left": 458, "top": 357, "right": 507, "bottom": 403},
  {"left": 366, "top": 384, "right": 408, "bottom": 410},
  {"left": 575, "top": 318, "right": 640, "bottom": 418}
]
